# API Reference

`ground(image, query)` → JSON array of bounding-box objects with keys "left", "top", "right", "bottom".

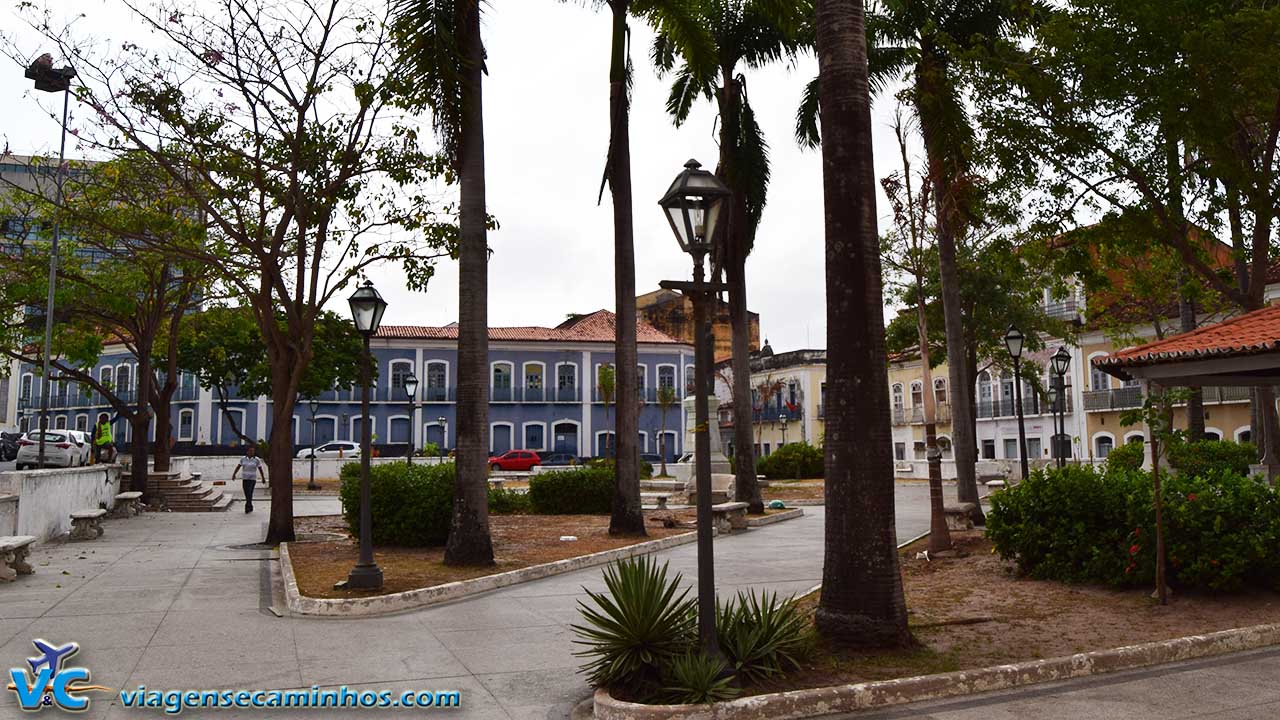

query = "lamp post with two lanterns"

[
  {"left": 1050, "top": 346, "right": 1071, "bottom": 469},
  {"left": 345, "top": 280, "right": 387, "bottom": 590},
  {"left": 1004, "top": 325, "right": 1030, "bottom": 480},
  {"left": 658, "top": 158, "right": 731, "bottom": 657},
  {"left": 403, "top": 372, "right": 419, "bottom": 465},
  {"left": 307, "top": 398, "right": 320, "bottom": 491}
]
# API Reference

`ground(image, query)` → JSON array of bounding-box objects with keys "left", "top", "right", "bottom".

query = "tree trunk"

[
  {"left": 915, "top": 63, "right": 981, "bottom": 523},
  {"left": 152, "top": 389, "right": 173, "bottom": 474},
  {"left": 129, "top": 346, "right": 154, "bottom": 498},
  {"left": 917, "top": 288, "right": 951, "bottom": 553},
  {"left": 444, "top": 0, "right": 495, "bottom": 566},
  {"left": 607, "top": 0, "right": 645, "bottom": 536},
  {"left": 814, "top": 0, "right": 911, "bottom": 649},
  {"left": 265, "top": 359, "right": 297, "bottom": 544},
  {"left": 1178, "top": 290, "right": 1204, "bottom": 440}
]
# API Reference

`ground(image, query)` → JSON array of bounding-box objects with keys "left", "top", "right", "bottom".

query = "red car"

[{"left": 489, "top": 450, "right": 541, "bottom": 472}]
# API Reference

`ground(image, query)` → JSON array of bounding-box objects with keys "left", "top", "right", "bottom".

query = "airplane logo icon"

[{"left": 28, "top": 640, "right": 78, "bottom": 675}]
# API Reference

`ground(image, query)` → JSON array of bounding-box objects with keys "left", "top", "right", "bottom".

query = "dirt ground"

[
  {"left": 289, "top": 510, "right": 698, "bottom": 599},
  {"left": 763, "top": 531, "right": 1280, "bottom": 694},
  {"left": 762, "top": 479, "right": 825, "bottom": 503}
]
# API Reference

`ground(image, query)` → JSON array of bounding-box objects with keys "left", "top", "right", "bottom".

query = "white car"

[
  {"left": 14, "top": 431, "right": 82, "bottom": 469},
  {"left": 66, "top": 430, "right": 92, "bottom": 465},
  {"left": 296, "top": 441, "right": 361, "bottom": 459}
]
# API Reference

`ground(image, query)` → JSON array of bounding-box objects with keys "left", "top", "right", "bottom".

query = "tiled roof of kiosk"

[{"left": 1096, "top": 304, "right": 1280, "bottom": 369}]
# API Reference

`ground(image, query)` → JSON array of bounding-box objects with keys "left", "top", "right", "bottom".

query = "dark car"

[
  {"left": 538, "top": 452, "right": 579, "bottom": 467},
  {"left": 0, "top": 432, "right": 19, "bottom": 462},
  {"left": 640, "top": 453, "right": 663, "bottom": 465}
]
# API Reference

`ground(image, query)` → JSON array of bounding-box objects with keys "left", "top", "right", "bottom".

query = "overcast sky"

[{"left": 1, "top": 0, "right": 913, "bottom": 352}]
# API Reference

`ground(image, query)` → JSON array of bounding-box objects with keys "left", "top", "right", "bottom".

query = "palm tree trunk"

[
  {"left": 444, "top": 0, "right": 495, "bottom": 566},
  {"left": 915, "top": 65, "right": 982, "bottom": 524},
  {"left": 814, "top": 0, "right": 911, "bottom": 648},
  {"left": 607, "top": 0, "right": 645, "bottom": 536}
]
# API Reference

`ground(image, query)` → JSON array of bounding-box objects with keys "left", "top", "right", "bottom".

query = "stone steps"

[{"left": 146, "top": 472, "right": 230, "bottom": 513}]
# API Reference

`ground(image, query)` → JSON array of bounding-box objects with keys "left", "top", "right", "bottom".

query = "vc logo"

[{"left": 7, "top": 639, "right": 111, "bottom": 713}]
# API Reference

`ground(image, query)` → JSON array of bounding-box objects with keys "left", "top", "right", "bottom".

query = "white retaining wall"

[
  {"left": 0, "top": 465, "right": 122, "bottom": 541},
  {"left": 128, "top": 455, "right": 447, "bottom": 482},
  {"left": 0, "top": 495, "right": 17, "bottom": 536}
]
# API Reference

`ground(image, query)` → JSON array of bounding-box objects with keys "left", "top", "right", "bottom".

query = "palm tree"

[
  {"left": 393, "top": 0, "right": 494, "bottom": 566},
  {"left": 799, "top": 0, "right": 1034, "bottom": 523},
  {"left": 813, "top": 0, "right": 911, "bottom": 648},
  {"left": 599, "top": 363, "right": 617, "bottom": 458},
  {"left": 656, "top": 384, "right": 677, "bottom": 476},
  {"left": 653, "top": 0, "right": 809, "bottom": 515}
]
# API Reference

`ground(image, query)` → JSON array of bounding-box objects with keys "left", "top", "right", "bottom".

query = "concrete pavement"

[{"left": 1, "top": 481, "right": 1273, "bottom": 719}]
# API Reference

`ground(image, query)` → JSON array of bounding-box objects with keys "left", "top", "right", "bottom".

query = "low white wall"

[
  {"left": 0, "top": 495, "right": 17, "bottom": 536},
  {"left": 0, "top": 465, "right": 122, "bottom": 541},
  {"left": 165, "top": 455, "right": 446, "bottom": 483}
]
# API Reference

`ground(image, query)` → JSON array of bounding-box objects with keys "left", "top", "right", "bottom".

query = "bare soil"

[
  {"left": 760, "top": 531, "right": 1280, "bottom": 694},
  {"left": 289, "top": 510, "right": 698, "bottom": 599},
  {"left": 763, "top": 480, "right": 825, "bottom": 503}
]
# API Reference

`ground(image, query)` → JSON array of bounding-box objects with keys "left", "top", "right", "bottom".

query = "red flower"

[
  {"left": 1187, "top": 493, "right": 1198, "bottom": 502},
  {"left": 1211, "top": 559, "right": 1220, "bottom": 566},
  {"left": 1129, "top": 544, "right": 1141, "bottom": 556}
]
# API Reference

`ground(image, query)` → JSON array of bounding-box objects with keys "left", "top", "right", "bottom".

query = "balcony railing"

[
  {"left": 555, "top": 386, "right": 580, "bottom": 402},
  {"left": 492, "top": 386, "right": 514, "bottom": 402},
  {"left": 976, "top": 395, "right": 1072, "bottom": 418},
  {"left": 1044, "top": 297, "right": 1082, "bottom": 321},
  {"left": 1083, "top": 386, "right": 1143, "bottom": 412},
  {"left": 176, "top": 386, "right": 200, "bottom": 402},
  {"left": 908, "top": 403, "right": 952, "bottom": 425},
  {"left": 753, "top": 406, "right": 802, "bottom": 423}
]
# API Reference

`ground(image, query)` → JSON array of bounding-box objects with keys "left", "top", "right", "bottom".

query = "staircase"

[{"left": 146, "top": 471, "right": 232, "bottom": 512}]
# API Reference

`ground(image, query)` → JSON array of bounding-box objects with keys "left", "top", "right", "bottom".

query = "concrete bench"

[
  {"left": 111, "top": 491, "right": 143, "bottom": 518},
  {"left": 688, "top": 473, "right": 735, "bottom": 505},
  {"left": 756, "top": 474, "right": 771, "bottom": 488},
  {"left": 943, "top": 502, "right": 977, "bottom": 531},
  {"left": 0, "top": 536, "right": 36, "bottom": 582},
  {"left": 711, "top": 501, "right": 749, "bottom": 534},
  {"left": 70, "top": 509, "right": 108, "bottom": 541}
]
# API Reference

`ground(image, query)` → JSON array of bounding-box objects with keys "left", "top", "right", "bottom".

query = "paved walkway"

[{"left": 3, "top": 482, "right": 1274, "bottom": 719}]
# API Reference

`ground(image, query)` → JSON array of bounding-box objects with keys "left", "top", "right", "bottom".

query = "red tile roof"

[
  {"left": 375, "top": 309, "right": 684, "bottom": 345},
  {"left": 1095, "top": 304, "right": 1280, "bottom": 370}
]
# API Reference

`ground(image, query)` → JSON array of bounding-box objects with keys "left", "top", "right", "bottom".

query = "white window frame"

[
  {"left": 550, "top": 418, "right": 582, "bottom": 453},
  {"left": 656, "top": 430, "right": 678, "bottom": 458},
  {"left": 1235, "top": 426, "right": 1252, "bottom": 443},
  {"left": 1204, "top": 426, "right": 1224, "bottom": 442},
  {"left": 636, "top": 363, "right": 648, "bottom": 396},
  {"left": 522, "top": 361, "right": 547, "bottom": 394},
  {"left": 555, "top": 361, "right": 578, "bottom": 400},
  {"left": 1092, "top": 432, "right": 1115, "bottom": 459},
  {"left": 74, "top": 414, "right": 89, "bottom": 433},
  {"left": 594, "top": 429, "right": 617, "bottom": 457},
  {"left": 424, "top": 359, "right": 451, "bottom": 401},
  {"left": 490, "top": 421, "right": 515, "bottom": 453},
  {"left": 388, "top": 359, "right": 415, "bottom": 399},
  {"left": 1123, "top": 431, "right": 1145, "bottom": 445},
  {"left": 521, "top": 421, "right": 548, "bottom": 451},
  {"left": 656, "top": 363, "right": 677, "bottom": 392},
  {"left": 19, "top": 372, "right": 33, "bottom": 400},
  {"left": 637, "top": 429, "right": 648, "bottom": 453},
  {"left": 490, "top": 361, "right": 515, "bottom": 401},
  {"left": 178, "top": 409, "right": 195, "bottom": 441},
  {"left": 219, "top": 408, "right": 246, "bottom": 445},
  {"left": 54, "top": 415, "right": 67, "bottom": 429},
  {"left": 310, "top": 414, "right": 339, "bottom": 446},
  {"left": 115, "top": 362, "right": 133, "bottom": 394},
  {"left": 386, "top": 414, "right": 413, "bottom": 444},
  {"left": 424, "top": 418, "right": 449, "bottom": 448}
]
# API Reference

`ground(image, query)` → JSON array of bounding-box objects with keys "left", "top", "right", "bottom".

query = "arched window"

[
  {"left": 178, "top": 409, "right": 195, "bottom": 441},
  {"left": 684, "top": 365, "right": 696, "bottom": 394},
  {"left": 909, "top": 381, "right": 923, "bottom": 407},
  {"left": 933, "top": 378, "right": 947, "bottom": 405},
  {"left": 425, "top": 361, "right": 448, "bottom": 401},
  {"left": 657, "top": 365, "right": 676, "bottom": 390},
  {"left": 557, "top": 362, "right": 578, "bottom": 401},
  {"left": 389, "top": 360, "right": 413, "bottom": 398},
  {"left": 1095, "top": 435, "right": 1114, "bottom": 458},
  {"left": 891, "top": 383, "right": 904, "bottom": 411},
  {"left": 1204, "top": 430, "right": 1222, "bottom": 441},
  {"left": 1090, "top": 363, "right": 1110, "bottom": 392},
  {"left": 492, "top": 363, "right": 514, "bottom": 401}
]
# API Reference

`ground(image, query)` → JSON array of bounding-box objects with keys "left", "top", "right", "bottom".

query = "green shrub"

[
  {"left": 528, "top": 467, "right": 614, "bottom": 514},
  {"left": 338, "top": 461, "right": 454, "bottom": 546},
  {"left": 488, "top": 486, "right": 531, "bottom": 514},
  {"left": 987, "top": 462, "right": 1280, "bottom": 591},
  {"left": 757, "top": 442, "right": 824, "bottom": 480},
  {"left": 716, "top": 590, "right": 811, "bottom": 683},
  {"left": 1105, "top": 440, "right": 1144, "bottom": 471},
  {"left": 660, "top": 653, "right": 739, "bottom": 705},
  {"left": 1167, "top": 439, "right": 1257, "bottom": 478},
  {"left": 418, "top": 441, "right": 441, "bottom": 457},
  {"left": 572, "top": 556, "right": 697, "bottom": 697}
]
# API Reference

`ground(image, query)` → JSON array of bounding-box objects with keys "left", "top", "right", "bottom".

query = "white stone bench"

[
  {"left": 756, "top": 474, "right": 771, "bottom": 488},
  {"left": 70, "top": 509, "right": 107, "bottom": 541},
  {"left": 111, "top": 491, "right": 143, "bottom": 518},
  {"left": 0, "top": 536, "right": 36, "bottom": 582},
  {"left": 711, "top": 501, "right": 749, "bottom": 534},
  {"left": 943, "top": 502, "right": 977, "bottom": 531}
]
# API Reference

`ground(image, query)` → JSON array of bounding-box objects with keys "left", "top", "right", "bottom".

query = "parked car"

[
  {"left": 640, "top": 453, "right": 663, "bottom": 465},
  {"left": 538, "top": 452, "right": 579, "bottom": 467},
  {"left": 0, "top": 432, "right": 20, "bottom": 462},
  {"left": 66, "top": 430, "right": 92, "bottom": 465},
  {"left": 488, "top": 450, "right": 541, "bottom": 472},
  {"left": 14, "top": 431, "right": 82, "bottom": 469},
  {"left": 296, "top": 441, "right": 361, "bottom": 459}
]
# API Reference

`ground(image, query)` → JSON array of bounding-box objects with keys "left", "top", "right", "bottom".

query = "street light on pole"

[
  {"left": 1050, "top": 346, "right": 1072, "bottom": 469},
  {"left": 437, "top": 415, "right": 447, "bottom": 464},
  {"left": 403, "top": 371, "right": 418, "bottom": 465},
  {"left": 780, "top": 415, "right": 788, "bottom": 446},
  {"left": 24, "top": 53, "right": 76, "bottom": 470},
  {"left": 1004, "top": 325, "right": 1030, "bottom": 481},
  {"left": 346, "top": 280, "right": 387, "bottom": 590},
  {"left": 658, "top": 158, "right": 730, "bottom": 658},
  {"left": 307, "top": 398, "right": 320, "bottom": 491}
]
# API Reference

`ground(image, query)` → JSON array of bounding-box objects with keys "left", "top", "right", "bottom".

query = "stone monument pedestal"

[{"left": 683, "top": 395, "right": 731, "bottom": 475}]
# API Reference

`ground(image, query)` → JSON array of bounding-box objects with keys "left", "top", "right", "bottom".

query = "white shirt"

[{"left": 238, "top": 456, "right": 262, "bottom": 476}]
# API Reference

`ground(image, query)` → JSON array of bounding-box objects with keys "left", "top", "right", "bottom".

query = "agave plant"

[
  {"left": 661, "top": 651, "right": 740, "bottom": 705},
  {"left": 572, "top": 556, "right": 697, "bottom": 694},
  {"left": 716, "top": 590, "right": 812, "bottom": 683}
]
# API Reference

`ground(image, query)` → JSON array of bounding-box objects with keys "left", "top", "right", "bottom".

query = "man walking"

[
  {"left": 93, "top": 413, "right": 116, "bottom": 464},
  {"left": 231, "top": 445, "right": 266, "bottom": 513}
]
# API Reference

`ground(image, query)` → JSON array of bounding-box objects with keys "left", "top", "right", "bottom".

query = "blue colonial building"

[{"left": 12, "top": 310, "right": 695, "bottom": 460}]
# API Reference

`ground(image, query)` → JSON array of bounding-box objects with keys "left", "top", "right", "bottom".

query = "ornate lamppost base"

[{"left": 346, "top": 564, "right": 384, "bottom": 589}]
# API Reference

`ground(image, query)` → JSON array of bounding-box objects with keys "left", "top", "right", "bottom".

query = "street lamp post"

[
  {"left": 24, "top": 54, "right": 76, "bottom": 469},
  {"left": 658, "top": 158, "right": 730, "bottom": 657},
  {"left": 437, "top": 416, "right": 447, "bottom": 464},
  {"left": 1004, "top": 325, "right": 1030, "bottom": 480},
  {"left": 1051, "top": 346, "right": 1072, "bottom": 469},
  {"left": 780, "top": 415, "right": 788, "bottom": 446},
  {"left": 307, "top": 398, "right": 320, "bottom": 491},
  {"left": 1047, "top": 384, "right": 1060, "bottom": 468},
  {"left": 403, "top": 371, "right": 419, "bottom": 465},
  {"left": 346, "top": 280, "right": 387, "bottom": 590}
]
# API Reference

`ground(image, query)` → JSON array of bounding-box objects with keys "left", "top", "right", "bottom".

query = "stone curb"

[
  {"left": 592, "top": 622, "right": 1280, "bottom": 719},
  {"left": 279, "top": 530, "right": 699, "bottom": 617},
  {"left": 744, "top": 508, "right": 804, "bottom": 527}
]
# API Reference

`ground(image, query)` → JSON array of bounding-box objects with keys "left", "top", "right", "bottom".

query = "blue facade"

[{"left": 15, "top": 332, "right": 695, "bottom": 461}]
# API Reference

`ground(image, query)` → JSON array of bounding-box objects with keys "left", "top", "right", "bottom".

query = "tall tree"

[
  {"left": 14, "top": 0, "right": 457, "bottom": 543},
  {"left": 814, "top": 0, "right": 910, "bottom": 648},
  {"left": 653, "top": 0, "right": 809, "bottom": 515},
  {"left": 394, "top": 0, "right": 495, "bottom": 565}
]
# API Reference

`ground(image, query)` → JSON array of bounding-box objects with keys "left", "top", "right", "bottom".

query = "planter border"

[
  {"left": 592, "top": 621, "right": 1280, "bottom": 719},
  {"left": 745, "top": 508, "right": 804, "bottom": 527},
  {"left": 280, "top": 530, "right": 698, "bottom": 617}
]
